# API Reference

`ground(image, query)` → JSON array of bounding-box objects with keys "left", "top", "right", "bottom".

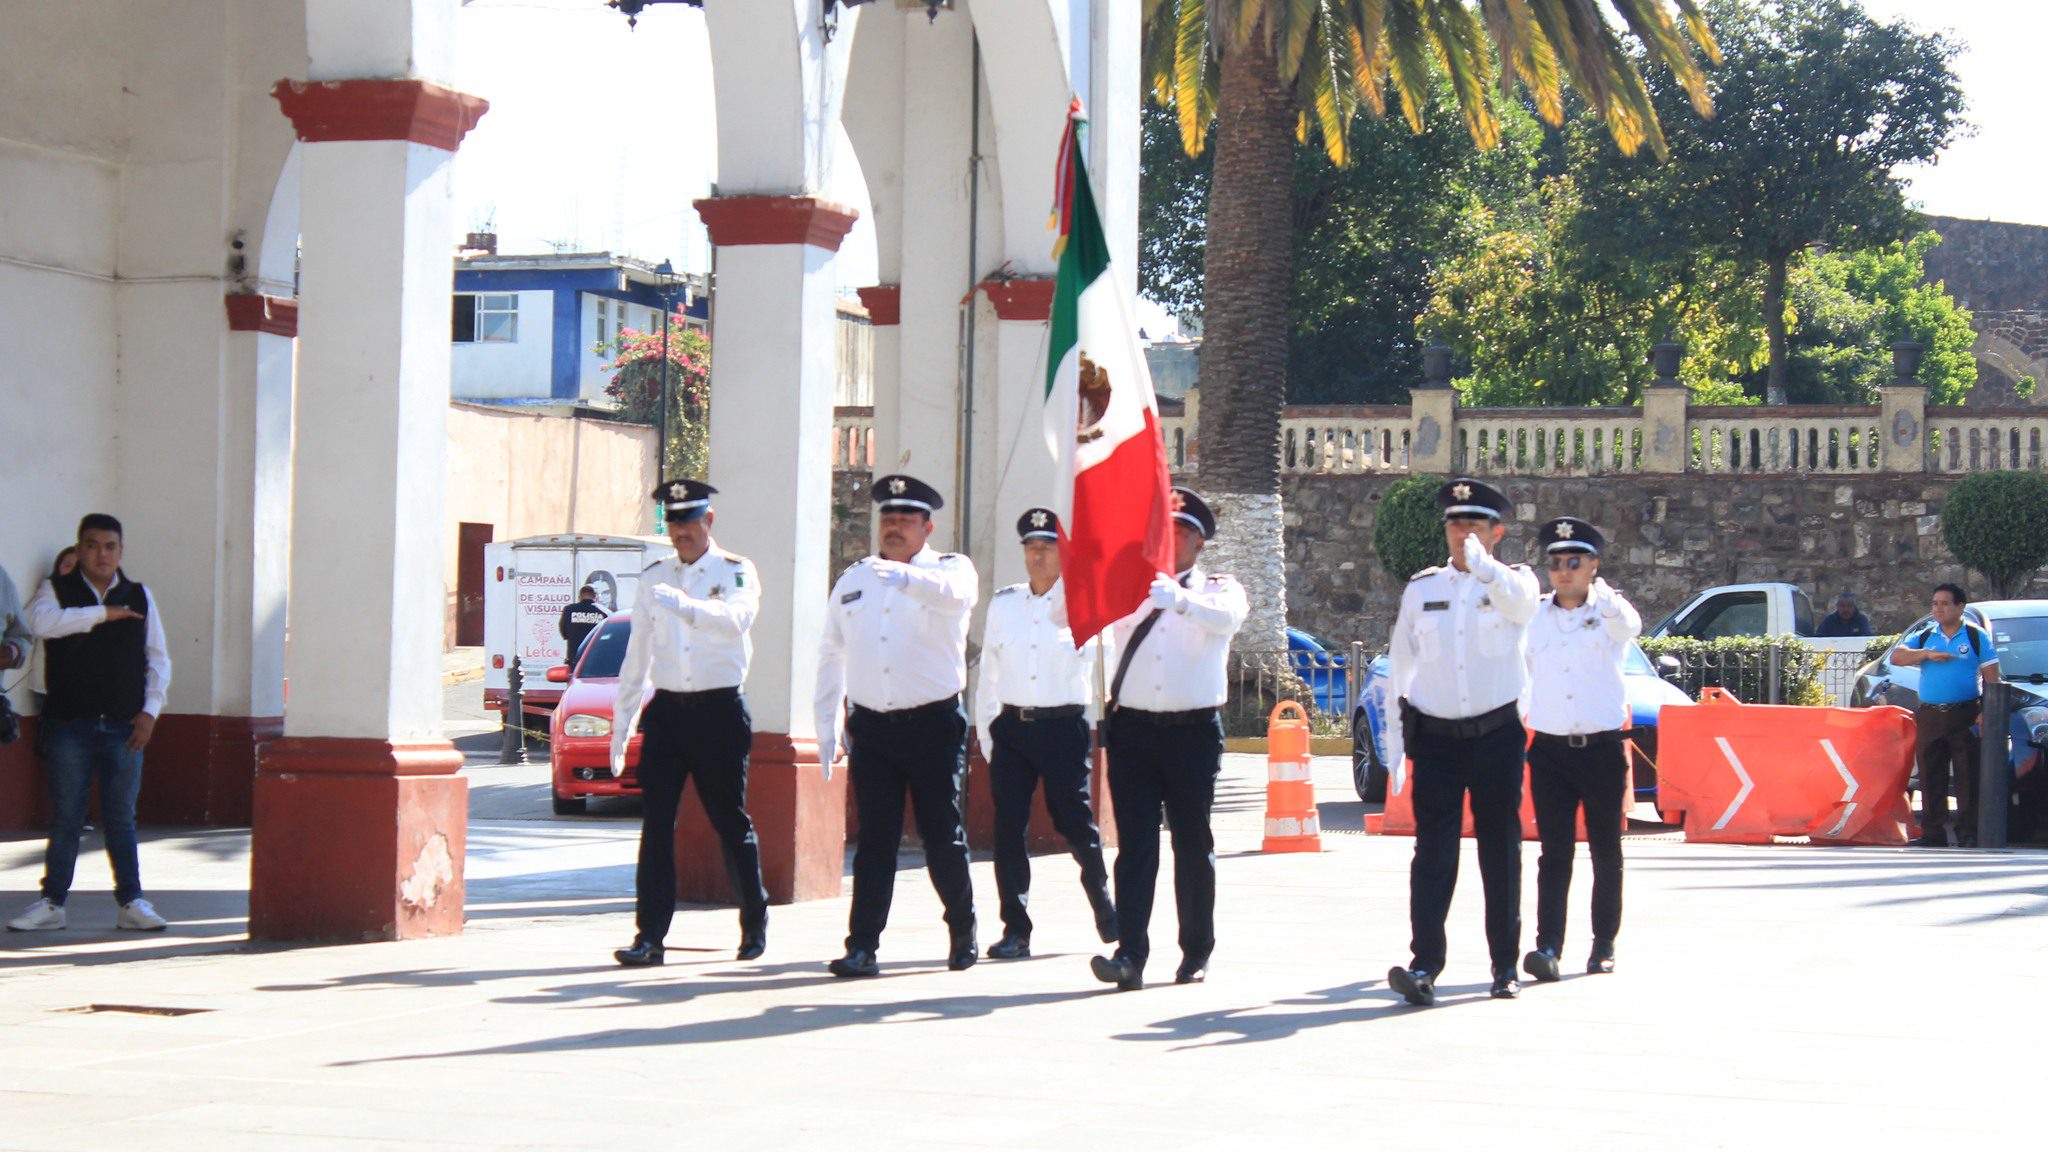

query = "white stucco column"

[{"left": 251, "top": 68, "right": 487, "bottom": 941}]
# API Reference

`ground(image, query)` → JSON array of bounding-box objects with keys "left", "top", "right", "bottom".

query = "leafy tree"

[
  {"left": 1571, "top": 0, "right": 1964, "bottom": 402},
  {"left": 1940, "top": 471, "right": 2048, "bottom": 599},
  {"left": 1777, "top": 231, "right": 1976, "bottom": 405},
  {"left": 1373, "top": 473, "right": 1446, "bottom": 583},
  {"left": 1142, "top": 0, "right": 1717, "bottom": 642},
  {"left": 598, "top": 319, "right": 712, "bottom": 482}
]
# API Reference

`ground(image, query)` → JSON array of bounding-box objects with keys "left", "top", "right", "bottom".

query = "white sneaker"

[
  {"left": 116, "top": 898, "right": 167, "bottom": 931},
  {"left": 6, "top": 899, "right": 66, "bottom": 931}
]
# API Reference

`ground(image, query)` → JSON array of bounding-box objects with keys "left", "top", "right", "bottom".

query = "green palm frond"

[{"left": 1141, "top": 0, "right": 1717, "bottom": 165}]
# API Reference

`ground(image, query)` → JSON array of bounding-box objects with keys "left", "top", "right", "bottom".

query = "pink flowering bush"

[{"left": 600, "top": 319, "right": 712, "bottom": 480}]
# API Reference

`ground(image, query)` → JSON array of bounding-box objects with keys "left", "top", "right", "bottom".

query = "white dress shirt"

[
  {"left": 24, "top": 573, "right": 173, "bottom": 717},
  {"left": 1107, "top": 566, "right": 1248, "bottom": 712},
  {"left": 1522, "top": 582, "right": 1643, "bottom": 736},
  {"left": 612, "top": 541, "right": 760, "bottom": 743},
  {"left": 815, "top": 546, "right": 979, "bottom": 763},
  {"left": 1384, "top": 551, "right": 1540, "bottom": 768},
  {"left": 973, "top": 578, "right": 1105, "bottom": 753}
]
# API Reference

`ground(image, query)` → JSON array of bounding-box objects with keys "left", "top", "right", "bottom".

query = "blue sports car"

[{"left": 1349, "top": 641, "right": 1693, "bottom": 809}]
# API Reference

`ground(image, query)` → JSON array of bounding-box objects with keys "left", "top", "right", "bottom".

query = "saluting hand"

[
  {"left": 1147, "top": 573, "right": 1183, "bottom": 611},
  {"left": 870, "top": 560, "right": 910, "bottom": 588},
  {"left": 1461, "top": 533, "right": 1494, "bottom": 581}
]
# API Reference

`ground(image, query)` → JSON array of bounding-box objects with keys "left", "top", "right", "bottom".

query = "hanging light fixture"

[{"left": 609, "top": 0, "right": 951, "bottom": 33}]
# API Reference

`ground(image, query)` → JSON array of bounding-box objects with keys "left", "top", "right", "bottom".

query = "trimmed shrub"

[
  {"left": 1639, "top": 635, "right": 1827, "bottom": 706},
  {"left": 1941, "top": 471, "right": 2048, "bottom": 597},
  {"left": 1374, "top": 473, "right": 1445, "bottom": 582}
]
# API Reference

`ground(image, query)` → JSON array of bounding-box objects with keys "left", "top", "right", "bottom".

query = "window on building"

[
  {"left": 452, "top": 293, "right": 518, "bottom": 343},
  {"left": 595, "top": 299, "right": 610, "bottom": 347}
]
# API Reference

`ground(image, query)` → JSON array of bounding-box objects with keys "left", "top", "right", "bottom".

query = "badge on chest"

[{"left": 841, "top": 590, "right": 862, "bottom": 605}]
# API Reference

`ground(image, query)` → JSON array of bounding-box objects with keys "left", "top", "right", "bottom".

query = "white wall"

[{"left": 451, "top": 289, "right": 554, "bottom": 400}]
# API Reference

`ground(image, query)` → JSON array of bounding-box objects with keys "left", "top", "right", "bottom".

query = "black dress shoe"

[
  {"left": 736, "top": 926, "right": 767, "bottom": 962},
  {"left": 1088, "top": 890, "right": 1120, "bottom": 944},
  {"left": 1911, "top": 828, "right": 1950, "bottom": 848},
  {"left": 1587, "top": 942, "right": 1616, "bottom": 975},
  {"left": 1523, "top": 948, "right": 1562, "bottom": 983},
  {"left": 828, "top": 948, "right": 879, "bottom": 978},
  {"left": 986, "top": 933, "right": 1031, "bottom": 960},
  {"left": 1090, "top": 953, "right": 1143, "bottom": 991},
  {"left": 1174, "top": 958, "right": 1208, "bottom": 985},
  {"left": 1490, "top": 969, "right": 1521, "bottom": 999},
  {"left": 614, "top": 940, "right": 665, "bottom": 967},
  {"left": 1387, "top": 966, "right": 1435, "bottom": 1007},
  {"left": 948, "top": 939, "right": 979, "bottom": 971}
]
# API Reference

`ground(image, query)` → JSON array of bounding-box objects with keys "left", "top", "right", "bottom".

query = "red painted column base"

[
  {"left": 0, "top": 717, "right": 42, "bottom": 834},
  {"left": 965, "top": 734, "right": 1118, "bottom": 853},
  {"left": 675, "top": 733, "right": 846, "bottom": 906},
  {"left": 138, "top": 714, "right": 282, "bottom": 826},
  {"left": 250, "top": 738, "right": 467, "bottom": 941}
]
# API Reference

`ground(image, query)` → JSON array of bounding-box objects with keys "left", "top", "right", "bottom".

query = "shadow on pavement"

[{"left": 1111, "top": 978, "right": 1493, "bottom": 1049}]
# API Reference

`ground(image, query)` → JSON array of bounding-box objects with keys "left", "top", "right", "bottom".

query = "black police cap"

[
  {"left": 654, "top": 478, "right": 717, "bottom": 523},
  {"left": 872, "top": 473, "right": 943, "bottom": 515},
  {"left": 1537, "top": 516, "right": 1604, "bottom": 555},
  {"left": 1170, "top": 486, "right": 1217, "bottom": 540},
  {"left": 1437, "top": 477, "right": 1512, "bottom": 522},
  {"left": 1017, "top": 507, "right": 1060, "bottom": 542}
]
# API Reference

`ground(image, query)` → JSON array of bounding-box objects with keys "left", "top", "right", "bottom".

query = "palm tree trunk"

[
  {"left": 1195, "top": 39, "right": 1296, "bottom": 651},
  {"left": 1763, "top": 253, "right": 1790, "bottom": 405}
]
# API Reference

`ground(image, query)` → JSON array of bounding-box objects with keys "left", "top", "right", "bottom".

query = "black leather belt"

[
  {"left": 1112, "top": 706, "right": 1218, "bottom": 728},
  {"left": 654, "top": 686, "right": 741, "bottom": 708},
  {"left": 1532, "top": 728, "right": 1625, "bottom": 749},
  {"left": 1403, "top": 700, "right": 1520, "bottom": 740},
  {"left": 851, "top": 695, "right": 961, "bottom": 723},
  {"left": 1002, "top": 703, "right": 1084, "bottom": 722}
]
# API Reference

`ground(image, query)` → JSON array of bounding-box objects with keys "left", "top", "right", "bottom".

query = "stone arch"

[{"left": 1967, "top": 326, "right": 2048, "bottom": 406}]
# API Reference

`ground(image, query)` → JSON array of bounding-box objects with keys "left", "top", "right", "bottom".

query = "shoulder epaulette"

[
  {"left": 1204, "top": 573, "right": 1236, "bottom": 586},
  {"left": 992, "top": 584, "right": 1021, "bottom": 598},
  {"left": 1410, "top": 565, "right": 1442, "bottom": 581}
]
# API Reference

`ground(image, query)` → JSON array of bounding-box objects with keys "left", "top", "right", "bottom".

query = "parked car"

[
  {"left": 545, "top": 613, "right": 644, "bottom": 815},
  {"left": 1285, "top": 627, "right": 1349, "bottom": 717},
  {"left": 1648, "top": 581, "right": 1870, "bottom": 704},
  {"left": 1349, "top": 641, "right": 1692, "bottom": 810},
  {"left": 1850, "top": 600, "right": 2048, "bottom": 781}
]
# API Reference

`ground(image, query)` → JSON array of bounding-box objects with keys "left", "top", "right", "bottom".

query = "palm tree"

[{"left": 1144, "top": 0, "right": 1719, "bottom": 648}]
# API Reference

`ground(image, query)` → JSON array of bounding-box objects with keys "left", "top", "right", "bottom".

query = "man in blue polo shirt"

[{"left": 1891, "top": 583, "right": 2001, "bottom": 847}]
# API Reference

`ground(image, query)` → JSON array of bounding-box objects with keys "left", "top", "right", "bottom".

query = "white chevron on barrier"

[
  {"left": 1818, "top": 738, "right": 1859, "bottom": 839},
  {"left": 1711, "top": 737, "right": 1756, "bottom": 832}
]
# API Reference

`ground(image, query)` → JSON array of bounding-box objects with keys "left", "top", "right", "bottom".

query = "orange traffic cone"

[{"left": 1261, "top": 701, "right": 1322, "bottom": 853}]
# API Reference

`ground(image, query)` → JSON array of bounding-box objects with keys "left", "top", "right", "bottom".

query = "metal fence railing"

[
  {"left": 1222, "top": 643, "right": 1367, "bottom": 738},
  {"left": 1646, "top": 642, "right": 1875, "bottom": 707}
]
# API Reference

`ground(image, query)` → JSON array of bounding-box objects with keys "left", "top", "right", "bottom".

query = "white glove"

[
  {"left": 977, "top": 726, "right": 994, "bottom": 762},
  {"left": 870, "top": 560, "right": 910, "bottom": 588},
  {"left": 817, "top": 729, "right": 838, "bottom": 781},
  {"left": 1147, "top": 573, "right": 1184, "bottom": 611},
  {"left": 1461, "top": 533, "right": 1495, "bottom": 581},
  {"left": 609, "top": 728, "right": 629, "bottom": 779},
  {"left": 649, "top": 583, "right": 698, "bottom": 623},
  {"left": 1592, "top": 577, "right": 1617, "bottom": 614}
]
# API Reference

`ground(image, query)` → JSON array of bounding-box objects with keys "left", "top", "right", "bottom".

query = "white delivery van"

[{"left": 483, "top": 533, "right": 675, "bottom": 722}]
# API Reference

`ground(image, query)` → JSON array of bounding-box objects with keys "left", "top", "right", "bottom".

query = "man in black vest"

[
  {"left": 7, "top": 514, "right": 171, "bottom": 933},
  {"left": 557, "top": 584, "right": 609, "bottom": 661}
]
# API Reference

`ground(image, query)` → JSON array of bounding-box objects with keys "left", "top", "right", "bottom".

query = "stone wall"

[
  {"left": 831, "top": 468, "right": 872, "bottom": 580},
  {"left": 1283, "top": 472, "right": 2048, "bottom": 650},
  {"left": 1925, "top": 216, "right": 2048, "bottom": 313}
]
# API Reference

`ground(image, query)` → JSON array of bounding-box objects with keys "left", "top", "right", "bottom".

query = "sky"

[{"left": 448, "top": 0, "right": 2048, "bottom": 308}]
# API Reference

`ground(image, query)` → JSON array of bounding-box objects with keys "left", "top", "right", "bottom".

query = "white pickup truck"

[{"left": 1647, "top": 582, "right": 1873, "bottom": 702}]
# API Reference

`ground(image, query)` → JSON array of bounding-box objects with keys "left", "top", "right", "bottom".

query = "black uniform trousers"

[
  {"left": 988, "top": 708, "right": 1111, "bottom": 939},
  {"left": 1407, "top": 716, "right": 1525, "bottom": 975},
  {"left": 1527, "top": 734, "right": 1626, "bottom": 956},
  {"left": 845, "top": 699, "right": 975, "bottom": 953},
  {"left": 1914, "top": 701, "right": 1980, "bottom": 832},
  {"left": 1105, "top": 707, "right": 1223, "bottom": 971},
  {"left": 634, "top": 690, "right": 768, "bottom": 945}
]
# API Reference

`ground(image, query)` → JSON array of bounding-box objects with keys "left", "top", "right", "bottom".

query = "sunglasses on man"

[{"left": 1545, "top": 555, "right": 1592, "bottom": 572}]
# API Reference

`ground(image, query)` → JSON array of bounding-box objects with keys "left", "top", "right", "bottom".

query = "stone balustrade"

[{"left": 828, "top": 342, "right": 2048, "bottom": 480}]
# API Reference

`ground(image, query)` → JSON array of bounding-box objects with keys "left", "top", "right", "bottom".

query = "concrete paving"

[{"left": 1, "top": 690, "right": 2043, "bottom": 1149}]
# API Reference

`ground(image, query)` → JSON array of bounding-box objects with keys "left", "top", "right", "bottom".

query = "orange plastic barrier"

[
  {"left": 1368, "top": 724, "right": 1632, "bottom": 842},
  {"left": 1261, "top": 701, "right": 1322, "bottom": 853},
  {"left": 1654, "top": 688, "right": 1917, "bottom": 845}
]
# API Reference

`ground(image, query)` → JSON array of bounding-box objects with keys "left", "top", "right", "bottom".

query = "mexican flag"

[{"left": 1043, "top": 100, "right": 1174, "bottom": 646}]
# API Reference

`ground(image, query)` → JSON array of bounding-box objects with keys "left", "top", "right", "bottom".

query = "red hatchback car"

[{"left": 547, "top": 613, "right": 644, "bottom": 815}]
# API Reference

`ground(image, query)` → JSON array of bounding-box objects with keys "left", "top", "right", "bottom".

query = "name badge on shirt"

[
  {"left": 708, "top": 585, "right": 724, "bottom": 600},
  {"left": 1423, "top": 600, "right": 1449, "bottom": 612},
  {"left": 841, "top": 590, "right": 862, "bottom": 605}
]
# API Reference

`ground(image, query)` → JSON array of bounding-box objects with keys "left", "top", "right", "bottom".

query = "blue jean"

[{"left": 40, "top": 717, "right": 145, "bottom": 906}]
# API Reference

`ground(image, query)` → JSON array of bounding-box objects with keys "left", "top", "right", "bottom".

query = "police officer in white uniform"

[
  {"left": 609, "top": 480, "right": 769, "bottom": 967},
  {"left": 975, "top": 508, "right": 1118, "bottom": 960},
  {"left": 1520, "top": 516, "right": 1640, "bottom": 984},
  {"left": 1384, "top": 477, "right": 1540, "bottom": 1005},
  {"left": 1090, "top": 487, "right": 1247, "bottom": 992},
  {"left": 816, "top": 474, "right": 980, "bottom": 978}
]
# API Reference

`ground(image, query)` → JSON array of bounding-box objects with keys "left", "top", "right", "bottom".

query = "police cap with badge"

[
  {"left": 1437, "top": 477, "right": 1513, "bottom": 522},
  {"left": 1017, "top": 507, "right": 1060, "bottom": 542},
  {"left": 873, "top": 474, "right": 944, "bottom": 516},
  {"left": 1536, "top": 516, "right": 1605, "bottom": 556},
  {"left": 1170, "top": 486, "right": 1217, "bottom": 539},
  {"left": 656, "top": 479, "right": 716, "bottom": 523}
]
